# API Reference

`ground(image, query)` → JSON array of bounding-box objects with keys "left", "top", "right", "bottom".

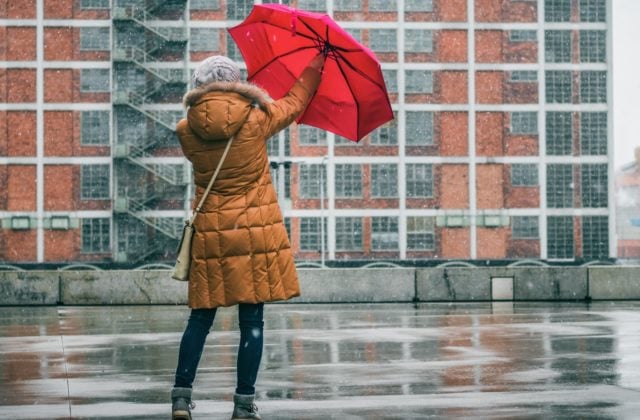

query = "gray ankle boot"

[
  {"left": 231, "top": 393, "right": 261, "bottom": 420},
  {"left": 171, "top": 387, "right": 195, "bottom": 420}
]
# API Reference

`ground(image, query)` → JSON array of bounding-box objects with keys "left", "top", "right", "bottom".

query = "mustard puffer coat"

[{"left": 176, "top": 67, "right": 321, "bottom": 309}]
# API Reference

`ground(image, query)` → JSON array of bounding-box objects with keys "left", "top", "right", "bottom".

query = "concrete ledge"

[
  {"left": 60, "top": 270, "right": 186, "bottom": 305},
  {"left": 290, "top": 268, "right": 415, "bottom": 303},
  {"left": 0, "top": 271, "right": 59, "bottom": 305},
  {"left": 589, "top": 267, "right": 640, "bottom": 299},
  {"left": 416, "top": 267, "right": 588, "bottom": 301}
]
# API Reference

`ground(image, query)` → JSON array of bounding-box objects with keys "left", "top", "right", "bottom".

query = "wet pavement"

[{"left": 2, "top": 302, "right": 640, "bottom": 419}]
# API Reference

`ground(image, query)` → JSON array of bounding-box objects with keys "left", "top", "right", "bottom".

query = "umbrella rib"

[
  {"left": 249, "top": 45, "right": 323, "bottom": 78},
  {"left": 333, "top": 57, "right": 361, "bottom": 140},
  {"left": 332, "top": 49, "right": 389, "bottom": 94}
]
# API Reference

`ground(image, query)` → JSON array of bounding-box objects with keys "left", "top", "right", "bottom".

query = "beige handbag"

[{"left": 172, "top": 137, "right": 234, "bottom": 281}]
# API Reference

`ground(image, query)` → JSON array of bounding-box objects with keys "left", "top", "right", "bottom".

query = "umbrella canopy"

[{"left": 228, "top": 4, "right": 394, "bottom": 142}]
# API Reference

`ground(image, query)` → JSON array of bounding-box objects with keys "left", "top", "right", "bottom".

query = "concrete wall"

[{"left": 0, "top": 266, "right": 638, "bottom": 305}]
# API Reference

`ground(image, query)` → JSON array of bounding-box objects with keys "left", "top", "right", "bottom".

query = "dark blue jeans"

[{"left": 174, "top": 303, "right": 264, "bottom": 395}]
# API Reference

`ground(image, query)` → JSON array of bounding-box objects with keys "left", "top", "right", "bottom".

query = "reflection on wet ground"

[{"left": 2, "top": 302, "right": 640, "bottom": 419}]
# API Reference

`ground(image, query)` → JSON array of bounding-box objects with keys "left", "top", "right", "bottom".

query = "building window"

[
  {"left": 81, "top": 218, "right": 110, "bottom": 253},
  {"left": 546, "top": 112, "right": 573, "bottom": 155},
  {"left": 267, "top": 128, "right": 291, "bottom": 157},
  {"left": 299, "top": 217, "right": 327, "bottom": 252},
  {"left": 298, "top": 164, "right": 325, "bottom": 199},
  {"left": 371, "top": 217, "right": 399, "bottom": 251},
  {"left": 512, "top": 216, "right": 539, "bottom": 239},
  {"left": 405, "top": 30, "right": 433, "bottom": 53},
  {"left": 406, "top": 163, "right": 433, "bottom": 198},
  {"left": 405, "top": 70, "right": 433, "bottom": 94},
  {"left": 407, "top": 216, "right": 435, "bottom": 251},
  {"left": 371, "top": 164, "right": 398, "bottom": 198},
  {"left": 580, "top": 30, "right": 606, "bottom": 63},
  {"left": 369, "top": 0, "right": 397, "bottom": 12},
  {"left": 545, "top": 0, "right": 571, "bottom": 22},
  {"left": 580, "top": 71, "right": 607, "bottom": 103},
  {"left": 510, "top": 112, "right": 538, "bottom": 135},
  {"left": 190, "top": 0, "right": 220, "bottom": 10},
  {"left": 580, "top": 112, "right": 607, "bottom": 155},
  {"left": 545, "top": 31, "right": 572, "bottom": 63},
  {"left": 227, "top": 0, "right": 253, "bottom": 19},
  {"left": 80, "top": 0, "right": 109, "bottom": 9},
  {"left": 405, "top": 111, "right": 434, "bottom": 145},
  {"left": 546, "top": 71, "right": 572, "bottom": 103},
  {"left": 369, "top": 29, "right": 397, "bottom": 52},
  {"left": 547, "top": 164, "right": 574, "bottom": 208},
  {"left": 190, "top": 28, "right": 219, "bottom": 52},
  {"left": 382, "top": 70, "right": 397, "bottom": 93},
  {"left": 581, "top": 164, "right": 608, "bottom": 208},
  {"left": 547, "top": 216, "right": 574, "bottom": 259},
  {"left": 297, "top": 0, "right": 326, "bottom": 11},
  {"left": 370, "top": 113, "right": 398, "bottom": 145},
  {"left": 335, "top": 164, "right": 363, "bottom": 198},
  {"left": 510, "top": 71, "right": 537, "bottom": 82},
  {"left": 270, "top": 163, "right": 291, "bottom": 199},
  {"left": 511, "top": 164, "right": 538, "bottom": 186},
  {"left": 226, "top": 33, "right": 244, "bottom": 62},
  {"left": 405, "top": 0, "right": 433, "bottom": 12},
  {"left": 80, "top": 27, "right": 110, "bottom": 51},
  {"left": 582, "top": 216, "right": 608, "bottom": 259},
  {"left": 81, "top": 164, "right": 110, "bottom": 199},
  {"left": 509, "top": 30, "right": 537, "bottom": 43},
  {"left": 81, "top": 69, "right": 110, "bottom": 92},
  {"left": 81, "top": 111, "right": 110, "bottom": 146},
  {"left": 298, "top": 126, "right": 327, "bottom": 145},
  {"left": 580, "top": 0, "right": 606, "bottom": 22},
  {"left": 334, "top": 0, "right": 362, "bottom": 11},
  {"left": 335, "top": 217, "right": 363, "bottom": 251}
]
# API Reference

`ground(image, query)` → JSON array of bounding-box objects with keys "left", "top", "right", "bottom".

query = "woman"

[{"left": 171, "top": 54, "right": 324, "bottom": 420}]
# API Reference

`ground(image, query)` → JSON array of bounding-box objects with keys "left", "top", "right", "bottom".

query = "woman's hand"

[{"left": 308, "top": 53, "right": 325, "bottom": 71}]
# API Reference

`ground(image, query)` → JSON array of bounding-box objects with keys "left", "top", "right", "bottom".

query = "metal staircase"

[{"left": 112, "top": 0, "right": 189, "bottom": 263}]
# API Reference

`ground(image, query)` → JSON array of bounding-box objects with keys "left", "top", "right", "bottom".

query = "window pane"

[
  {"left": 545, "top": 0, "right": 571, "bottom": 22},
  {"left": 81, "top": 218, "right": 110, "bottom": 253},
  {"left": 335, "top": 217, "right": 363, "bottom": 251},
  {"left": 405, "top": 0, "right": 433, "bottom": 12},
  {"left": 580, "top": 71, "right": 607, "bottom": 103},
  {"left": 512, "top": 216, "right": 539, "bottom": 239},
  {"left": 545, "top": 31, "right": 572, "bottom": 63},
  {"left": 405, "top": 70, "right": 433, "bottom": 94},
  {"left": 510, "top": 30, "right": 537, "bottom": 42},
  {"left": 298, "top": 164, "right": 326, "bottom": 199},
  {"left": 382, "top": 70, "right": 397, "bottom": 93},
  {"left": 511, "top": 164, "right": 539, "bottom": 186},
  {"left": 546, "top": 71, "right": 572, "bottom": 103},
  {"left": 80, "top": 27, "right": 110, "bottom": 51},
  {"left": 406, "top": 111, "right": 434, "bottom": 145},
  {"left": 510, "top": 112, "right": 538, "bottom": 135},
  {"left": 298, "top": 126, "right": 327, "bottom": 145},
  {"left": 580, "top": 112, "right": 607, "bottom": 155},
  {"left": 299, "top": 217, "right": 327, "bottom": 252},
  {"left": 370, "top": 113, "right": 398, "bottom": 145},
  {"left": 190, "top": 0, "right": 220, "bottom": 10},
  {"left": 371, "top": 217, "right": 399, "bottom": 250},
  {"left": 81, "top": 111, "right": 110, "bottom": 145},
  {"left": 369, "top": 0, "right": 397, "bottom": 11},
  {"left": 371, "top": 164, "right": 398, "bottom": 198},
  {"left": 580, "top": 0, "right": 606, "bottom": 22},
  {"left": 406, "top": 216, "right": 435, "bottom": 250},
  {"left": 335, "top": 164, "right": 363, "bottom": 198},
  {"left": 81, "top": 164, "right": 110, "bottom": 199},
  {"left": 546, "top": 112, "right": 573, "bottom": 155},
  {"left": 581, "top": 164, "right": 607, "bottom": 208},
  {"left": 547, "top": 216, "right": 574, "bottom": 259},
  {"left": 406, "top": 163, "right": 433, "bottom": 198},
  {"left": 405, "top": 30, "right": 433, "bottom": 53},
  {"left": 579, "top": 30, "right": 606, "bottom": 63},
  {"left": 369, "top": 29, "right": 397, "bottom": 52},
  {"left": 547, "top": 164, "right": 573, "bottom": 208},
  {"left": 297, "top": 0, "right": 326, "bottom": 11},
  {"left": 510, "top": 71, "right": 538, "bottom": 82},
  {"left": 334, "top": 0, "right": 362, "bottom": 11},
  {"left": 227, "top": 0, "right": 253, "bottom": 19},
  {"left": 582, "top": 216, "right": 608, "bottom": 259},
  {"left": 81, "top": 69, "right": 110, "bottom": 92},
  {"left": 226, "top": 33, "right": 244, "bottom": 62},
  {"left": 190, "top": 28, "right": 219, "bottom": 52},
  {"left": 80, "top": 0, "right": 109, "bottom": 9}
]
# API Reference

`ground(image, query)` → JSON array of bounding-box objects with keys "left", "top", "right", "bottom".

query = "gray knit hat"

[{"left": 192, "top": 55, "right": 241, "bottom": 87}]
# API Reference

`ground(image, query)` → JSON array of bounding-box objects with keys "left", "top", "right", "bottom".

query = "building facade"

[{"left": 0, "top": 0, "right": 613, "bottom": 266}]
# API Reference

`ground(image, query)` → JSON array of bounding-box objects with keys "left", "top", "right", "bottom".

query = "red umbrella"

[{"left": 228, "top": 4, "right": 394, "bottom": 142}]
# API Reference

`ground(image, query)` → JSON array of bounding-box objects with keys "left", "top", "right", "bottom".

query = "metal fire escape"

[{"left": 111, "top": 0, "right": 189, "bottom": 263}]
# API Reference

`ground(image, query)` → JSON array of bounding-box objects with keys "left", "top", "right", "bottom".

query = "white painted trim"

[
  {"left": 538, "top": 0, "right": 547, "bottom": 258},
  {"left": 468, "top": 0, "right": 477, "bottom": 259},
  {"left": 607, "top": 0, "right": 616, "bottom": 258},
  {"left": 397, "top": 0, "right": 407, "bottom": 259},
  {"left": 36, "top": 0, "right": 44, "bottom": 262}
]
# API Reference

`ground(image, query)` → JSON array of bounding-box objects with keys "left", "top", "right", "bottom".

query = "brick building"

[
  {"left": 616, "top": 147, "right": 640, "bottom": 259},
  {"left": 0, "top": 0, "right": 613, "bottom": 266}
]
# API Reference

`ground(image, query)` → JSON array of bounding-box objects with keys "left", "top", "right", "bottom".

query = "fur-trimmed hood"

[{"left": 183, "top": 81, "right": 272, "bottom": 110}]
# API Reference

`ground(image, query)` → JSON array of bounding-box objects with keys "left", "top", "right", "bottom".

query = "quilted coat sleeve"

[{"left": 261, "top": 66, "right": 322, "bottom": 139}]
